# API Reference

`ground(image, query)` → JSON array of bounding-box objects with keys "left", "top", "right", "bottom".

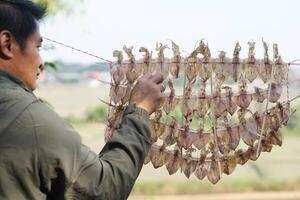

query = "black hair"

[{"left": 0, "top": 0, "right": 46, "bottom": 49}]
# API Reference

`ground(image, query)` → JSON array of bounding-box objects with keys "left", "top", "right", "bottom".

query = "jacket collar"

[{"left": 0, "top": 69, "right": 33, "bottom": 93}]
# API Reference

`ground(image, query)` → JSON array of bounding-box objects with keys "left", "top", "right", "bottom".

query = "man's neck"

[
  {"left": 0, "top": 61, "right": 17, "bottom": 76},
  {"left": 0, "top": 66, "right": 33, "bottom": 93}
]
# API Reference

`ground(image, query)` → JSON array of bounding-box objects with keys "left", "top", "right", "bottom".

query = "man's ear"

[{"left": 0, "top": 31, "right": 15, "bottom": 59}]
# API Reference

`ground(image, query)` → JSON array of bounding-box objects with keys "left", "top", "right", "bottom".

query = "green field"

[{"left": 35, "top": 82, "right": 300, "bottom": 198}]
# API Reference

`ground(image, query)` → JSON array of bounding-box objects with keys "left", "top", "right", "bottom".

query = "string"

[
  {"left": 99, "top": 93, "right": 300, "bottom": 132},
  {"left": 290, "top": 63, "right": 300, "bottom": 66},
  {"left": 288, "top": 59, "right": 300, "bottom": 65},
  {"left": 105, "top": 97, "right": 299, "bottom": 163},
  {"left": 209, "top": 72, "right": 222, "bottom": 179},
  {"left": 42, "top": 37, "right": 300, "bottom": 70},
  {"left": 289, "top": 94, "right": 300, "bottom": 103},
  {"left": 99, "top": 77, "right": 300, "bottom": 105},
  {"left": 179, "top": 66, "right": 187, "bottom": 173},
  {"left": 256, "top": 62, "right": 275, "bottom": 157},
  {"left": 287, "top": 62, "right": 291, "bottom": 110},
  {"left": 43, "top": 37, "right": 113, "bottom": 64}
]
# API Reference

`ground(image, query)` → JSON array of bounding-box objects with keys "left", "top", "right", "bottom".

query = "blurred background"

[{"left": 34, "top": 0, "right": 300, "bottom": 199}]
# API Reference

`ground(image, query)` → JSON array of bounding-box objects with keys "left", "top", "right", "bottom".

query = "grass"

[
  {"left": 282, "top": 107, "right": 300, "bottom": 135},
  {"left": 65, "top": 105, "right": 108, "bottom": 124},
  {"left": 133, "top": 178, "right": 300, "bottom": 195}
]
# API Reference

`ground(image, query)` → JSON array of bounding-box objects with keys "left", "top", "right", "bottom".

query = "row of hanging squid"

[{"left": 110, "top": 39, "right": 288, "bottom": 86}]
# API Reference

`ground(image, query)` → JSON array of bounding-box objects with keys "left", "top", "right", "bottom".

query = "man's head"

[{"left": 0, "top": 0, "right": 46, "bottom": 90}]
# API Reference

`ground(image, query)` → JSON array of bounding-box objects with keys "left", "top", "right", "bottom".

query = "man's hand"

[{"left": 129, "top": 73, "right": 165, "bottom": 114}]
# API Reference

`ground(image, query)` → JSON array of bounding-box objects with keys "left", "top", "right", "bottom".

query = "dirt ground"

[{"left": 129, "top": 192, "right": 300, "bottom": 200}]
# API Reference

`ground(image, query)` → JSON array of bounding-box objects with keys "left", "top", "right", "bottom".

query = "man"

[{"left": 0, "top": 0, "right": 165, "bottom": 199}]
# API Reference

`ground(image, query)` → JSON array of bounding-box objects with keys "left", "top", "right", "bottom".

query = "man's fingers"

[
  {"left": 150, "top": 73, "right": 164, "bottom": 84},
  {"left": 159, "top": 84, "right": 166, "bottom": 92},
  {"left": 141, "top": 74, "right": 151, "bottom": 80}
]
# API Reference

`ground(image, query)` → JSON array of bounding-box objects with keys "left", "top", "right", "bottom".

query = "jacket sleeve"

[{"left": 28, "top": 102, "right": 152, "bottom": 200}]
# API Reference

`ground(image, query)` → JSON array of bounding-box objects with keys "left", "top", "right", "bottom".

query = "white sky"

[{"left": 40, "top": 0, "right": 300, "bottom": 65}]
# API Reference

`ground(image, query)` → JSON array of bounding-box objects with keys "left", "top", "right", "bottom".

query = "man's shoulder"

[
  {"left": 26, "top": 100, "right": 82, "bottom": 150},
  {"left": 26, "top": 100, "right": 77, "bottom": 135},
  {"left": 26, "top": 100, "right": 62, "bottom": 124}
]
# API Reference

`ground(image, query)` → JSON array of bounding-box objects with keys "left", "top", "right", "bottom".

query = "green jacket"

[{"left": 0, "top": 70, "right": 151, "bottom": 200}]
